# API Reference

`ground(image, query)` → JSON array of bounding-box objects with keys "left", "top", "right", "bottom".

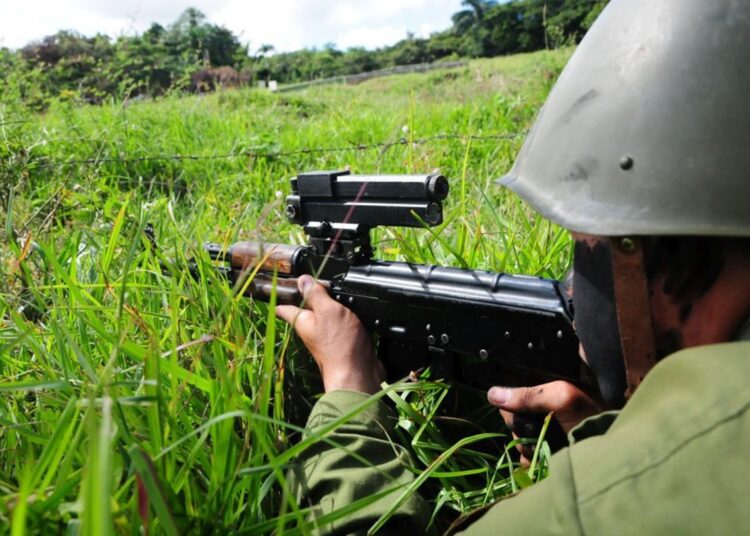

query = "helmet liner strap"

[{"left": 611, "top": 237, "right": 658, "bottom": 398}]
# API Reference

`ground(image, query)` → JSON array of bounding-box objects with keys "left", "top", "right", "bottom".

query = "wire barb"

[{"left": 27, "top": 132, "right": 525, "bottom": 168}]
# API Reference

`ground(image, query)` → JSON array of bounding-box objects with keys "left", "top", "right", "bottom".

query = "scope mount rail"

[{"left": 283, "top": 170, "right": 449, "bottom": 266}]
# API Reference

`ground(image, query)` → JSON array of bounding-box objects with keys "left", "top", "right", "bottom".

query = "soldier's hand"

[
  {"left": 488, "top": 382, "right": 602, "bottom": 464},
  {"left": 276, "top": 275, "right": 386, "bottom": 394}
]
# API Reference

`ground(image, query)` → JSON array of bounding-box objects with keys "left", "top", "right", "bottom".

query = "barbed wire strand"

[
  {"left": 0, "top": 119, "right": 33, "bottom": 127},
  {"left": 28, "top": 132, "right": 525, "bottom": 168}
]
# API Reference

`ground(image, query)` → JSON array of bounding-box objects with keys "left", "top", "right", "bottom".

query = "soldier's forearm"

[{"left": 292, "top": 390, "right": 432, "bottom": 534}]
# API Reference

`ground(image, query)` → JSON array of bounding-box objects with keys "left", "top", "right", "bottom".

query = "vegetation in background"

[
  {"left": 0, "top": 49, "right": 573, "bottom": 533},
  {"left": 0, "top": 0, "right": 606, "bottom": 109}
]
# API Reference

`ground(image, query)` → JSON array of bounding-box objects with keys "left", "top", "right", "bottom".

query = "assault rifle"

[{"left": 191, "top": 170, "right": 590, "bottom": 390}]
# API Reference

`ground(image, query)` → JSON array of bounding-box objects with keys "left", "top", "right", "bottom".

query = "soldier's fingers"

[
  {"left": 500, "top": 410, "right": 535, "bottom": 465},
  {"left": 275, "top": 305, "right": 306, "bottom": 326},
  {"left": 510, "top": 413, "right": 548, "bottom": 439},
  {"left": 499, "top": 408, "right": 514, "bottom": 428},
  {"left": 297, "top": 275, "right": 334, "bottom": 312},
  {"left": 491, "top": 381, "right": 601, "bottom": 435}
]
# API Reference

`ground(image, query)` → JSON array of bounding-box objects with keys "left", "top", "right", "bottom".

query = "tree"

[
  {"left": 342, "top": 47, "right": 381, "bottom": 74},
  {"left": 166, "top": 8, "right": 242, "bottom": 67},
  {"left": 452, "top": 0, "right": 495, "bottom": 32},
  {"left": 143, "top": 23, "right": 166, "bottom": 43}
]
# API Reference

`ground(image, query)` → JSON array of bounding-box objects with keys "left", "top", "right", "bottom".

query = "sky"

[{"left": 0, "top": 0, "right": 464, "bottom": 52}]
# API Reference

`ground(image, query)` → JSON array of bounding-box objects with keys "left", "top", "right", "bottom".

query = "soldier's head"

[{"left": 500, "top": 0, "right": 750, "bottom": 407}]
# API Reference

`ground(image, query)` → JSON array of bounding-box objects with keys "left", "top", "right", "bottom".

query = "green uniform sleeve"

[{"left": 293, "top": 390, "right": 431, "bottom": 535}]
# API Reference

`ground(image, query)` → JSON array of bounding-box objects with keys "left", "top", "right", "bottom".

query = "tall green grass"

[{"left": 0, "top": 49, "right": 572, "bottom": 534}]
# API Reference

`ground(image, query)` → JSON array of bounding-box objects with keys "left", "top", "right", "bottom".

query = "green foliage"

[
  {"left": 1, "top": 8, "right": 243, "bottom": 109},
  {"left": 0, "top": 1, "right": 606, "bottom": 109},
  {"left": 166, "top": 8, "right": 243, "bottom": 68},
  {"left": 0, "top": 49, "right": 572, "bottom": 533},
  {"left": 258, "top": 0, "right": 608, "bottom": 83}
]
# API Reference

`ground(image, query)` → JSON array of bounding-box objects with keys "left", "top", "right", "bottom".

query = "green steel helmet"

[{"left": 499, "top": 0, "right": 750, "bottom": 237}]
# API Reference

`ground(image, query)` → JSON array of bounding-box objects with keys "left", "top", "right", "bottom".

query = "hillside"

[{"left": 0, "top": 48, "right": 574, "bottom": 533}]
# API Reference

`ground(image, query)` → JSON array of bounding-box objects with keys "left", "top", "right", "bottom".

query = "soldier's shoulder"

[{"left": 570, "top": 341, "right": 750, "bottom": 533}]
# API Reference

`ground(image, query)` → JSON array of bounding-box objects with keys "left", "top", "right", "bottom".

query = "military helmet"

[{"left": 499, "top": 0, "right": 750, "bottom": 237}]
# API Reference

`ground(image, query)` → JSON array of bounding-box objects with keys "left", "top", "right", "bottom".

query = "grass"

[{"left": 0, "top": 48, "right": 573, "bottom": 534}]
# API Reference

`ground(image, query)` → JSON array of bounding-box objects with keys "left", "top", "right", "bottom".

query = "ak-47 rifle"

[{"left": 190, "top": 170, "right": 590, "bottom": 390}]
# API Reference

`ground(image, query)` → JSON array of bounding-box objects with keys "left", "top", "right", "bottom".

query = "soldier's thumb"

[
  {"left": 488, "top": 386, "right": 547, "bottom": 413},
  {"left": 297, "top": 275, "right": 329, "bottom": 311}
]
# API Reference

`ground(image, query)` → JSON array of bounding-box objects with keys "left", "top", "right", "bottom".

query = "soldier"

[{"left": 275, "top": 0, "right": 750, "bottom": 532}]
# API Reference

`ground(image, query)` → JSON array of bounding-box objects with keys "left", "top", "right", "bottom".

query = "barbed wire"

[
  {"left": 0, "top": 119, "right": 33, "bottom": 127},
  {"left": 29, "top": 132, "right": 525, "bottom": 168}
]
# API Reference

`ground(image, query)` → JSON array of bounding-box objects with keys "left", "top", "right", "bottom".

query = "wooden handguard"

[{"left": 227, "top": 242, "right": 302, "bottom": 275}]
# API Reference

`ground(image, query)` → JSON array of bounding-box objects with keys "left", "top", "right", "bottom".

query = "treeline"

[
  {"left": 0, "top": 0, "right": 607, "bottom": 109},
  {"left": 259, "top": 0, "right": 606, "bottom": 83}
]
